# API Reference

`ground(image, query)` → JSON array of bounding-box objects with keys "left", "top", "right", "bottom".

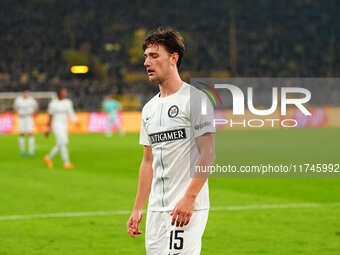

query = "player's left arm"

[
  {"left": 33, "top": 99, "right": 39, "bottom": 116},
  {"left": 68, "top": 100, "right": 79, "bottom": 124},
  {"left": 171, "top": 132, "right": 215, "bottom": 227}
]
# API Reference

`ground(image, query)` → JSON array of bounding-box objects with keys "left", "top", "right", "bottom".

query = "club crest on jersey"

[{"left": 168, "top": 105, "right": 179, "bottom": 118}]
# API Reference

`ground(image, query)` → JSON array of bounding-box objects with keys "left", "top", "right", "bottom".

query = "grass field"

[{"left": 1, "top": 129, "right": 340, "bottom": 255}]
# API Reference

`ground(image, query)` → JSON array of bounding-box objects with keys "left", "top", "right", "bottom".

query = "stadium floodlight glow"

[{"left": 70, "top": 65, "right": 89, "bottom": 74}]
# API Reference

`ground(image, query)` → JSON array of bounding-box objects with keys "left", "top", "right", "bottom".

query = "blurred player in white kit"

[
  {"left": 13, "top": 89, "right": 38, "bottom": 157},
  {"left": 44, "top": 87, "right": 78, "bottom": 169}
]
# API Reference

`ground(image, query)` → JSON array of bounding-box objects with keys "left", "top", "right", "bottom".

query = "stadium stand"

[{"left": 0, "top": 0, "right": 338, "bottom": 110}]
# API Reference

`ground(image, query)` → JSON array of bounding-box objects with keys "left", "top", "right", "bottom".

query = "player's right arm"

[
  {"left": 45, "top": 100, "right": 53, "bottom": 136},
  {"left": 13, "top": 97, "right": 19, "bottom": 114},
  {"left": 127, "top": 145, "right": 153, "bottom": 238},
  {"left": 45, "top": 114, "right": 52, "bottom": 136}
]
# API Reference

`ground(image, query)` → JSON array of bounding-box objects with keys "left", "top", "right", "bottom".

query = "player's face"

[
  {"left": 59, "top": 89, "right": 67, "bottom": 99},
  {"left": 144, "top": 44, "right": 176, "bottom": 83},
  {"left": 23, "top": 90, "right": 29, "bottom": 98}
]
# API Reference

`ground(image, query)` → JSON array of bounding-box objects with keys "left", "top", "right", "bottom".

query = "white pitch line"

[
  {"left": 212, "top": 202, "right": 340, "bottom": 211},
  {"left": 0, "top": 210, "right": 130, "bottom": 221},
  {"left": 1, "top": 202, "right": 340, "bottom": 221}
]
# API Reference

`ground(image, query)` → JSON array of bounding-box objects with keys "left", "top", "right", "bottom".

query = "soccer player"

[
  {"left": 13, "top": 89, "right": 38, "bottom": 157},
  {"left": 126, "top": 28, "right": 216, "bottom": 255},
  {"left": 44, "top": 88, "right": 78, "bottom": 169},
  {"left": 102, "top": 95, "right": 124, "bottom": 136}
]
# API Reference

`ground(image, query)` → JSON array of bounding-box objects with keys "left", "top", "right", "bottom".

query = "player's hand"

[
  {"left": 45, "top": 126, "right": 51, "bottom": 137},
  {"left": 171, "top": 195, "right": 195, "bottom": 227},
  {"left": 127, "top": 208, "right": 143, "bottom": 238}
]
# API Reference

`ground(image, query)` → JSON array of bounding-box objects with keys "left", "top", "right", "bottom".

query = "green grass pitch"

[{"left": 0, "top": 129, "right": 340, "bottom": 254}]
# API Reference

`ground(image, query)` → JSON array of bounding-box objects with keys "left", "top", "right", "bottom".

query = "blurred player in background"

[
  {"left": 13, "top": 89, "right": 38, "bottom": 157},
  {"left": 44, "top": 87, "right": 78, "bottom": 169},
  {"left": 127, "top": 28, "right": 215, "bottom": 255},
  {"left": 102, "top": 95, "right": 124, "bottom": 136}
]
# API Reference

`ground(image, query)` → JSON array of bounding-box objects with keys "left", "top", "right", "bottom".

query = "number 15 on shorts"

[{"left": 169, "top": 230, "right": 184, "bottom": 250}]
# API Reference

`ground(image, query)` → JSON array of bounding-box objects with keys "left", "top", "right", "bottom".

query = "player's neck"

[{"left": 159, "top": 73, "right": 183, "bottom": 98}]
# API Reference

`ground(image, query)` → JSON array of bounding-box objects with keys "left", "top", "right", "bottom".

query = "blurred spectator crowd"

[{"left": 0, "top": 0, "right": 338, "bottom": 110}]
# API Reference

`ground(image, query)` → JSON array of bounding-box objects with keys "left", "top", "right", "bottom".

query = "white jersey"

[
  {"left": 13, "top": 96, "right": 38, "bottom": 117},
  {"left": 48, "top": 98, "right": 77, "bottom": 131},
  {"left": 140, "top": 83, "right": 216, "bottom": 212}
]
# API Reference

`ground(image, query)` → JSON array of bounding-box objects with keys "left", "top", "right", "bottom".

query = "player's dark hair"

[{"left": 142, "top": 27, "right": 185, "bottom": 69}]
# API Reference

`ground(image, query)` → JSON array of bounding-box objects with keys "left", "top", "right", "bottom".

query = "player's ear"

[{"left": 171, "top": 53, "right": 179, "bottom": 67}]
